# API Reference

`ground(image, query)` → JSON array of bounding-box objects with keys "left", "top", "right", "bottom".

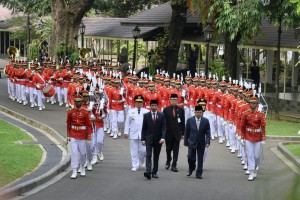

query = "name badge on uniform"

[{"left": 177, "top": 117, "right": 181, "bottom": 123}]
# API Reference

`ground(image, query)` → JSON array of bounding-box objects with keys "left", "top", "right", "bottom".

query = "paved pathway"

[{"left": 0, "top": 76, "right": 299, "bottom": 200}]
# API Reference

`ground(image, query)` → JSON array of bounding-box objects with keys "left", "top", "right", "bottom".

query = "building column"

[
  {"left": 266, "top": 50, "right": 274, "bottom": 84},
  {"left": 291, "top": 52, "right": 299, "bottom": 91}
]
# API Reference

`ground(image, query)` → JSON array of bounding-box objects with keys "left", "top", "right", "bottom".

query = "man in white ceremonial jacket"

[{"left": 124, "top": 95, "right": 149, "bottom": 172}]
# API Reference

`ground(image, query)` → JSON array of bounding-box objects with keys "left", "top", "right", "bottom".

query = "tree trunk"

[
  {"left": 165, "top": 0, "right": 187, "bottom": 75},
  {"left": 49, "top": 0, "right": 94, "bottom": 60},
  {"left": 274, "top": 20, "right": 282, "bottom": 119},
  {"left": 224, "top": 32, "right": 241, "bottom": 79}
]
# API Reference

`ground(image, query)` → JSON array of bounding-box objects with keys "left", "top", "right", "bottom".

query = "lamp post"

[
  {"left": 204, "top": 23, "right": 213, "bottom": 78},
  {"left": 79, "top": 21, "right": 86, "bottom": 48},
  {"left": 132, "top": 25, "right": 140, "bottom": 70}
]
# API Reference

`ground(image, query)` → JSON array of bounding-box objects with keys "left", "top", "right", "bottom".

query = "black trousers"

[
  {"left": 187, "top": 146, "right": 205, "bottom": 176},
  {"left": 146, "top": 142, "right": 162, "bottom": 174},
  {"left": 166, "top": 137, "right": 180, "bottom": 167}
]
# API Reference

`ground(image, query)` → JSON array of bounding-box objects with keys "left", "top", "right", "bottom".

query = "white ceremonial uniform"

[{"left": 124, "top": 107, "right": 149, "bottom": 169}]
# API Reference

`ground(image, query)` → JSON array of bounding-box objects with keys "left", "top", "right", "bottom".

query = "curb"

[
  {"left": 0, "top": 105, "right": 70, "bottom": 199},
  {"left": 277, "top": 142, "right": 300, "bottom": 169},
  {"left": 267, "top": 135, "right": 300, "bottom": 141}
]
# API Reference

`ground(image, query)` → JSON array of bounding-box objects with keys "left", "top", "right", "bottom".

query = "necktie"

[
  {"left": 173, "top": 108, "right": 176, "bottom": 118},
  {"left": 138, "top": 109, "right": 140, "bottom": 114},
  {"left": 152, "top": 112, "right": 156, "bottom": 125}
]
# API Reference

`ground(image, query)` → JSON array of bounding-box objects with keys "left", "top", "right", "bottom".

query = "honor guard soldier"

[
  {"left": 66, "top": 92, "right": 93, "bottom": 179},
  {"left": 124, "top": 95, "right": 149, "bottom": 171},
  {"left": 241, "top": 93, "right": 266, "bottom": 181}
]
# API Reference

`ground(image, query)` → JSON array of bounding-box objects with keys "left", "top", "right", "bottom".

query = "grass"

[
  {"left": 266, "top": 117, "right": 300, "bottom": 137},
  {"left": 285, "top": 144, "right": 300, "bottom": 159},
  {"left": 0, "top": 119, "right": 42, "bottom": 187}
]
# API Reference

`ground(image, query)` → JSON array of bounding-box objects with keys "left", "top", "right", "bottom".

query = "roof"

[
  {"left": 83, "top": 17, "right": 157, "bottom": 40},
  {"left": 0, "top": 5, "right": 13, "bottom": 21},
  {"left": 182, "top": 19, "right": 300, "bottom": 51},
  {"left": 120, "top": 1, "right": 200, "bottom": 27}
]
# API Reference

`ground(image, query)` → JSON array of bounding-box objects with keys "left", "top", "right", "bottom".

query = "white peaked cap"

[{"left": 229, "top": 77, "right": 232, "bottom": 82}]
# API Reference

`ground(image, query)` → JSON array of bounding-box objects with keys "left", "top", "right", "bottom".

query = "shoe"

[
  {"left": 140, "top": 163, "right": 146, "bottom": 169},
  {"left": 59, "top": 102, "right": 63, "bottom": 106},
  {"left": 253, "top": 170, "right": 257, "bottom": 178},
  {"left": 231, "top": 147, "right": 236, "bottom": 153},
  {"left": 113, "top": 132, "right": 118, "bottom": 139},
  {"left": 104, "top": 127, "right": 107, "bottom": 132},
  {"left": 165, "top": 162, "right": 170, "bottom": 170},
  {"left": 39, "top": 106, "right": 42, "bottom": 111},
  {"left": 42, "top": 105, "right": 45, "bottom": 109},
  {"left": 117, "top": 131, "right": 121, "bottom": 137},
  {"left": 248, "top": 170, "right": 254, "bottom": 181},
  {"left": 87, "top": 162, "right": 92, "bottom": 171},
  {"left": 219, "top": 139, "right": 223, "bottom": 144},
  {"left": 245, "top": 170, "right": 250, "bottom": 175},
  {"left": 241, "top": 160, "right": 245, "bottom": 165},
  {"left": 144, "top": 172, "right": 151, "bottom": 180},
  {"left": 237, "top": 153, "right": 242, "bottom": 158},
  {"left": 226, "top": 141, "right": 230, "bottom": 147},
  {"left": 109, "top": 131, "right": 114, "bottom": 137},
  {"left": 23, "top": 100, "right": 28, "bottom": 106},
  {"left": 51, "top": 100, "right": 55, "bottom": 104},
  {"left": 187, "top": 170, "right": 193, "bottom": 176},
  {"left": 107, "top": 129, "right": 111, "bottom": 134},
  {"left": 214, "top": 134, "right": 218, "bottom": 138},
  {"left": 80, "top": 166, "right": 86, "bottom": 176},
  {"left": 243, "top": 165, "right": 248, "bottom": 170},
  {"left": 31, "top": 103, "right": 34, "bottom": 108},
  {"left": 196, "top": 175, "right": 203, "bottom": 179},
  {"left": 91, "top": 155, "right": 98, "bottom": 165},
  {"left": 99, "top": 151, "right": 104, "bottom": 161},
  {"left": 152, "top": 173, "right": 159, "bottom": 178},
  {"left": 78, "top": 166, "right": 82, "bottom": 173},
  {"left": 171, "top": 166, "right": 178, "bottom": 172},
  {"left": 34, "top": 102, "right": 37, "bottom": 107},
  {"left": 47, "top": 99, "right": 50, "bottom": 103},
  {"left": 228, "top": 146, "right": 232, "bottom": 150},
  {"left": 131, "top": 167, "right": 138, "bottom": 172},
  {"left": 70, "top": 169, "right": 77, "bottom": 179},
  {"left": 256, "top": 166, "right": 259, "bottom": 171}
]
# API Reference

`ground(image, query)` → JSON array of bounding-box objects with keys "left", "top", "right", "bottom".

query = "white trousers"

[
  {"left": 110, "top": 110, "right": 124, "bottom": 132},
  {"left": 56, "top": 87, "right": 63, "bottom": 103},
  {"left": 7, "top": 79, "right": 11, "bottom": 96},
  {"left": 63, "top": 87, "right": 68, "bottom": 104},
  {"left": 216, "top": 116, "right": 224, "bottom": 138},
  {"left": 184, "top": 106, "right": 191, "bottom": 124},
  {"left": 70, "top": 138, "right": 87, "bottom": 169},
  {"left": 208, "top": 113, "right": 217, "bottom": 137},
  {"left": 10, "top": 82, "right": 16, "bottom": 98},
  {"left": 28, "top": 87, "right": 36, "bottom": 103},
  {"left": 16, "top": 84, "right": 21, "bottom": 101},
  {"left": 130, "top": 139, "right": 146, "bottom": 168},
  {"left": 245, "top": 141, "right": 262, "bottom": 170},
  {"left": 224, "top": 121, "right": 229, "bottom": 140},
  {"left": 228, "top": 123, "right": 236, "bottom": 147},
  {"left": 20, "top": 85, "right": 27, "bottom": 101},
  {"left": 36, "top": 90, "right": 45, "bottom": 107},
  {"left": 92, "top": 127, "right": 105, "bottom": 155}
]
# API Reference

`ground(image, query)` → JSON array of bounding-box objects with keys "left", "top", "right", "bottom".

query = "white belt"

[
  {"left": 38, "top": 84, "right": 46, "bottom": 86},
  {"left": 64, "top": 80, "right": 72, "bottom": 82},
  {"left": 178, "top": 103, "right": 183, "bottom": 106},
  {"left": 71, "top": 125, "right": 86, "bottom": 130},
  {"left": 146, "top": 106, "right": 150, "bottom": 108},
  {"left": 208, "top": 102, "right": 213, "bottom": 105},
  {"left": 112, "top": 100, "right": 123, "bottom": 103},
  {"left": 216, "top": 103, "right": 222, "bottom": 108},
  {"left": 17, "top": 79, "right": 27, "bottom": 81},
  {"left": 246, "top": 128, "right": 261, "bottom": 133},
  {"left": 129, "top": 97, "right": 133, "bottom": 100}
]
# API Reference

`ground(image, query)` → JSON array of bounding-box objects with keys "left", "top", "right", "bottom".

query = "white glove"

[
  {"left": 240, "top": 139, "right": 245, "bottom": 146},
  {"left": 229, "top": 123, "right": 233, "bottom": 128},
  {"left": 237, "top": 135, "right": 241, "bottom": 141},
  {"left": 261, "top": 140, "right": 266, "bottom": 145}
]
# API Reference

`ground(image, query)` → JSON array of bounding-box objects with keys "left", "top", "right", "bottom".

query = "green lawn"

[
  {"left": 266, "top": 118, "right": 300, "bottom": 136},
  {"left": 0, "top": 119, "right": 42, "bottom": 187},
  {"left": 285, "top": 144, "right": 300, "bottom": 159}
]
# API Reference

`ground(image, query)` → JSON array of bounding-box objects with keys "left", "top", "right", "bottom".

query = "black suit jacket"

[
  {"left": 141, "top": 112, "right": 166, "bottom": 145},
  {"left": 184, "top": 116, "right": 210, "bottom": 149},
  {"left": 163, "top": 105, "right": 185, "bottom": 141}
]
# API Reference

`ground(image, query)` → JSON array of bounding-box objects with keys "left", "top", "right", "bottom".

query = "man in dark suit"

[
  {"left": 141, "top": 100, "right": 166, "bottom": 180},
  {"left": 184, "top": 105, "right": 210, "bottom": 179},
  {"left": 163, "top": 93, "right": 185, "bottom": 172}
]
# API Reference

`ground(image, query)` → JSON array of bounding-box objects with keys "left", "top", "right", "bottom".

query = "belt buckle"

[{"left": 76, "top": 126, "right": 79, "bottom": 130}]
